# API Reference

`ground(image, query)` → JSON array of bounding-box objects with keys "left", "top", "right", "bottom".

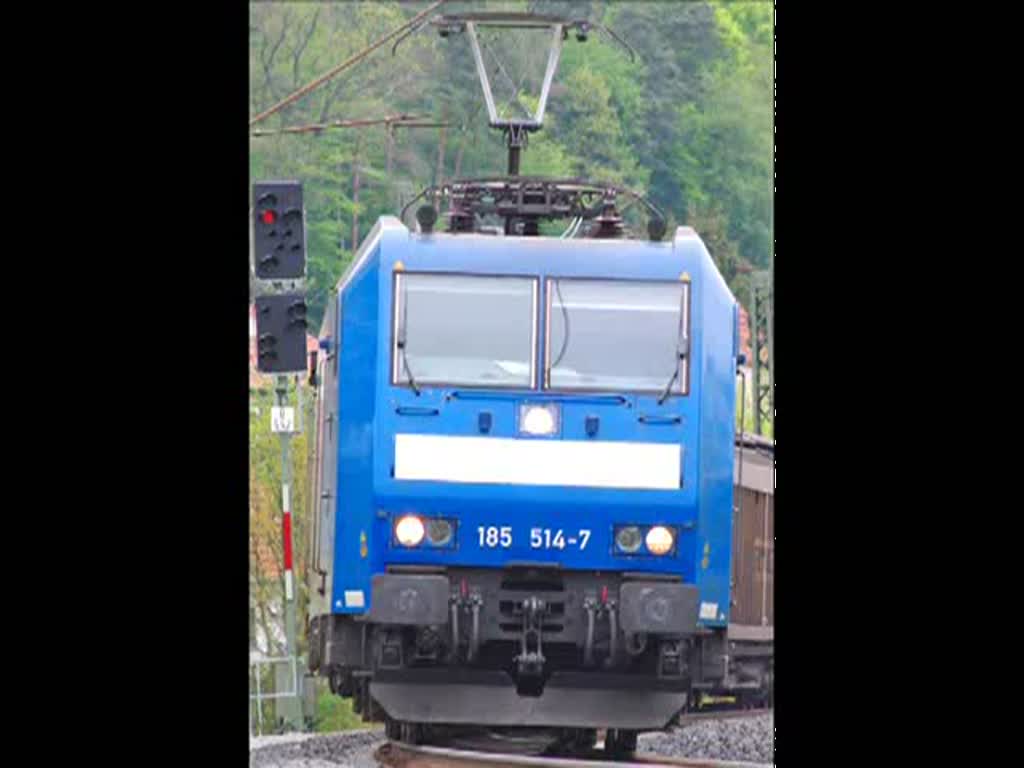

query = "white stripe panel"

[
  {"left": 282, "top": 483, "right": 290, "bottom": 512},
  {"left": 284, "top": 571, "right": 294, "bottom": 601},
  {"left": 395, "top": 434, "right": 681, "bottom": 490}
]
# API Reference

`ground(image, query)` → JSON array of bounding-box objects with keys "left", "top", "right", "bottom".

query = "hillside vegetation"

[
  {"left": 249, "top": 3, "right": 772, "bottom": 727},
  {"left": 250, "top": 0, "right": 773, "bottom": 329}
]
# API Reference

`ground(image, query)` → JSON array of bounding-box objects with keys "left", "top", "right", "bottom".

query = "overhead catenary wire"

[
  {"left": 251, "top": 113, "right": 449, "bottom": 138},
  {"left": 249, "top": 0, "right": 448, "bottom": 127}
]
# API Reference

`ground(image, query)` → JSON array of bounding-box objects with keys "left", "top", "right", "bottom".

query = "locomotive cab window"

[
  {"left": 545, "top": 278, "right": 691, "bottom": 395},
  {"left": 392, "top": 272, "right": 538, "bottom": 389}
]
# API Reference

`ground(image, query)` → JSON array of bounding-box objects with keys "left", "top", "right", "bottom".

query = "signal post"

[{"left": 253, "top": 181, "right": 308, "bottom": 731}]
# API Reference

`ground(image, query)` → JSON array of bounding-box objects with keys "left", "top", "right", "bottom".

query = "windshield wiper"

[
  {"left": 657, "top": 334, "right": 688, "bottom": 405},
  {"left": 657, "top": 286, "right": 690, "bottom": 405},
  {"left": 397, "top": 337, "right": 421, "bottom": 395},
  {"left": 397, "top": 295, "right": 421, "bottom": 396},
  {"left": 549, "top": 278, "right": 570, "bottom": 371}
]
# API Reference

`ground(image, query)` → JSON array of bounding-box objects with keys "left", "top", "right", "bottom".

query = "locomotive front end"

[{"left": 308, "top": 218, "right": 738, "bottom": 741}]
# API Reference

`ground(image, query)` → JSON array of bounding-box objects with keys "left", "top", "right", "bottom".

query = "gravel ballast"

[
  {"left": 250, "top": 713, "right": 774, "bottom": 767},
  {"left": 249, "top": 728, "right": 384, "bottom": 768},
  {"left": 638, "top": 712, "right": 774, "bottom": 764}
]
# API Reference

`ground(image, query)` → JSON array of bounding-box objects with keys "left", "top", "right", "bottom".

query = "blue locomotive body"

[{"left": 307, "top": 215, "right": 739, "bottom": 735}]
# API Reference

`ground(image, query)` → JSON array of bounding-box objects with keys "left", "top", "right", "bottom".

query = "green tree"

[
  {"left": 672, "top": 40, "right": 772, "bottom": 275},
  {"left": 249, "top": 1, "right": 772, "bottom": 323}
]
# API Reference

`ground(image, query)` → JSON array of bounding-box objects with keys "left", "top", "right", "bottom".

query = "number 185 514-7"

[{"left": 477, "top": 526, "right": 591, "bottom": 550}]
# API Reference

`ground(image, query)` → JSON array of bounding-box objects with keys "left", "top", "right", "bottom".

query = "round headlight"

[
  {"left": 521, "top": 405, "right": 556, "bottom": 436},
  {"left": 615, "top": 526, "right": 643, "bottom": 553},
  {"left": 425, "top": 518, "right": 453, "bottom": 546},
  {"left": 645, "top": 525, "right": 675, "bottom": 556},
  {"left": 395, "top": 515, "right": 425, "bottom": 547}
]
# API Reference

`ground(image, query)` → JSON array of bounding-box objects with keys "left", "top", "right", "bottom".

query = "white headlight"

[
  {"left": 645, "top": 525, "right": 675, "bottom": 556},
  {"left": 395, "top": 515, "right": 425, "bottom": 547},
  {"left": 520, "top": 404, "right": 559, "bottom": 436}
]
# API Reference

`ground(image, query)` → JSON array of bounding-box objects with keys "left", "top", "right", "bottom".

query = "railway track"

[
  {"left": 374, "top": 741, "right": 772, "bottom": 768},
  {"left": 372, "top": 707, "right": 773, "bottom": 767}
]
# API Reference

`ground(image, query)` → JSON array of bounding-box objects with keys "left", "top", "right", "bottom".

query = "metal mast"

[{"left": 750, "top": 271, "right": 774, "bottom": 436}]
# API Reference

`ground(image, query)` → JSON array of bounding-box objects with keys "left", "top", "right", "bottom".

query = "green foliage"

[
  {"left": 549, "top": 67, "right": 646, "bottom": 187},
  {"left": 668, "top": 1, "right": 773, "bottom": 305},
  {"left": 313, "top": 679, "right": 364, "bottom": 732},
  {"left": 250, "top": 1, "right": 773, "bottom": 328},
  {"left": 520, "top": 135, "right": 575, "bottom": 178},
  {"left": 686, "top": 203, "right": 742, "bottom": 284}
]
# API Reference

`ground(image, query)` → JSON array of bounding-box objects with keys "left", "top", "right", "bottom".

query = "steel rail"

[
  {"left": 375, "top": 741, "right": 772, "bottom": 768},
  {"left": 632, "top": 756, "right": 771, "bottom": 768}
]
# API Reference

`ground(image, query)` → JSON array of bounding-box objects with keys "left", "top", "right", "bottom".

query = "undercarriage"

[{"left": 308, "top": 566, "right": 772, "bottom": 739}]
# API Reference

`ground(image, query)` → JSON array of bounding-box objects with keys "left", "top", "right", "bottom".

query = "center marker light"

[{"left": 520, "top": 403, "right": 559, "bottom": 436}]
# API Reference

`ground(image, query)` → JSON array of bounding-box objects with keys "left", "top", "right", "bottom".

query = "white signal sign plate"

[{"left": 271, "top": 407, "right": 296, "bottom": 433}]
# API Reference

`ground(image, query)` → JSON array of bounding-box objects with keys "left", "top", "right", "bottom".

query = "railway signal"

[
  {"left": 251, "top": 180, "right": 310, "bottom": 731},
  {"left": 253, "top": 181, "right": 306, "bottom": 280},
  {"left": 252, "top": 179, "right": 309, "bottom": 376},
  {"left": 254, "top": 293, "right": 308, "bottom": 374}
]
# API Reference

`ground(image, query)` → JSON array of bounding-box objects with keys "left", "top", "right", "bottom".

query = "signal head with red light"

[{"left": 253, "top": 181, "right": 305, "bottom": 280}]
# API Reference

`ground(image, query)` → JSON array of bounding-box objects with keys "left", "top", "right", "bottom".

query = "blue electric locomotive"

[
  {"left": 304, "top": 11, "right": 746, "bottom": 755},
  {"left": 306, "top": 209, "right": 739, "bottom": 747}
]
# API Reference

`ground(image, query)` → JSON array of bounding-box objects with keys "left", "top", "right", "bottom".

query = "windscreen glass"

[
  {"left": 394, "top": 273, "right": 537, "bottom": 388},
  {"left": 546, "top": 278, "right": 689, "bottom": 394}
]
